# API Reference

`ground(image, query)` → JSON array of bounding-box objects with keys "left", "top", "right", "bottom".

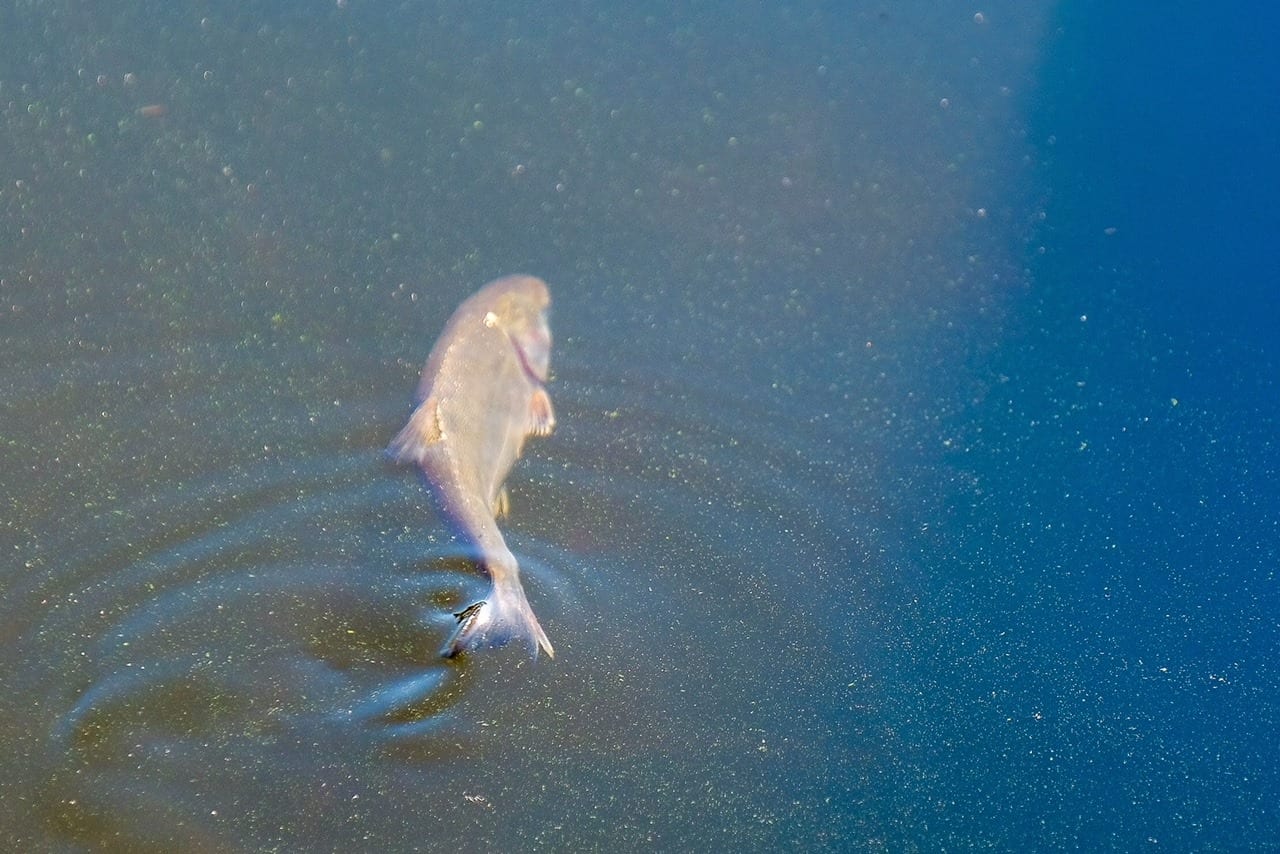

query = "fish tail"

[{"left": 440, "top": 575, "right": 555, "bottom": 660}]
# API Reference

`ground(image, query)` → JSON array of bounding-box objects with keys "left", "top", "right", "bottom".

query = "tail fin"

[{"left": 441, "top": 576, "right": 555, "bottom": 659}]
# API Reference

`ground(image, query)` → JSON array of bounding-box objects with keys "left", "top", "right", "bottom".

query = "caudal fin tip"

[{"left": 535, "top": 630, "right": 555, "bottom": 660}]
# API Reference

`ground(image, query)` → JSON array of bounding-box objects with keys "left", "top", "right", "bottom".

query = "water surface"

[{"left": 2, "top": 1, "right": 1276, "bottom": 849}]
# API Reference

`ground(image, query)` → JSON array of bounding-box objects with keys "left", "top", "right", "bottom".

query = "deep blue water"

[
  {"left": 1, "top": 1, "right": 1276, "bottom": 850},
  {"left": 1001, "top": 4, "right": 1279, "bottom": 846}
]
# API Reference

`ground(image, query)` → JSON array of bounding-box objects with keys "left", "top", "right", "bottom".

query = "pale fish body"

[{"left": 389, "top": 274, "right": 556, "bottom": 658}]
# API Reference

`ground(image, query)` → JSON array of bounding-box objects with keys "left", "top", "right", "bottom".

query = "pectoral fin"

[
  {"left": 528, "top": 387, "right": 556, "bottom": 436},
  {"left": 387, "top": 397, "right": 443, "bottom": 466},
  {"left": 493, "top": 486, "right": 510, "bottom": 518}
]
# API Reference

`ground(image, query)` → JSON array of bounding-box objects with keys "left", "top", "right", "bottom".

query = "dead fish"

[{"left": 389, "top": 274, "right": 556, "bottom": 658}]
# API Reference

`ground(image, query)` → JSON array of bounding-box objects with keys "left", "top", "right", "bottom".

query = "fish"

[{"left": 389, "top": 274, "right": 557, "bottom": 659}]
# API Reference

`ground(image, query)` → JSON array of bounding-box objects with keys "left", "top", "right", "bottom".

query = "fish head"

[{"left": 490, "top": 276, "right": 553, "bottom": 381}]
